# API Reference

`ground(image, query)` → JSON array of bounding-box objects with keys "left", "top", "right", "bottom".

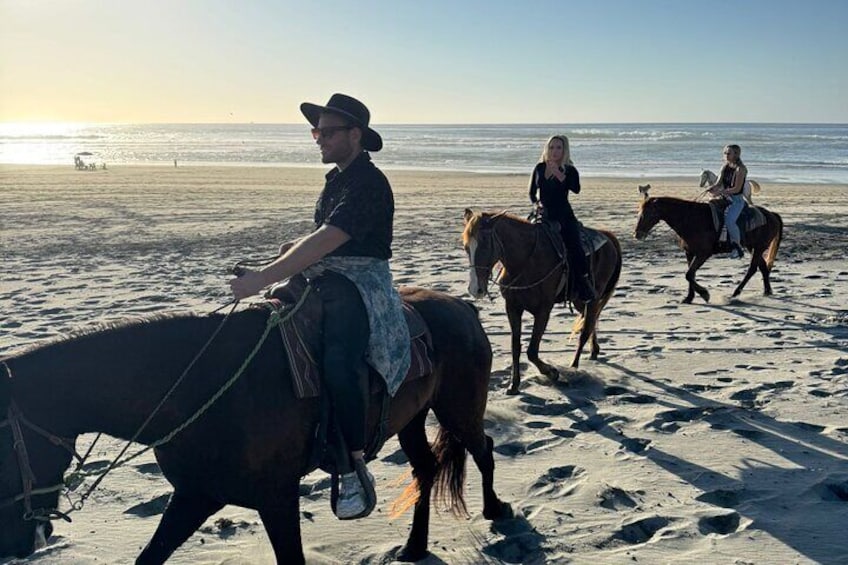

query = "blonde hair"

[
  {"left": 539, "top": 135, "right": 574, "bottom": 166},
  {"left": 723, "top": 144, "right": 745, "bottom": 169}
]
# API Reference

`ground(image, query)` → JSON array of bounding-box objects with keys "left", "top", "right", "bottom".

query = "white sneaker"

[
  {"left": 336, "top": 468, "right": 375, "bottom": 520},
  {"left": 729, "top": 244, "right": 744, "bottom": 259}
]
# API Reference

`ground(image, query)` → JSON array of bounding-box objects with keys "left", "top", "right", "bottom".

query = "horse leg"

[
  {"left": 470, "top": 434, "right": 511, "bottom": 520},
  {"left": 395, "top": 410, "right": 437, "bottom": 562},
  {"left": 760, "top": 253, "right": 773, "bottom": 295},
  {"left": 732, "top": 250, "right": 760, "bottom": 297},
  {"left": 570, "top": 301, "right": 598, "bottom": 368},
  {"left": 505, "top": 302, "right": 524, "bottom": 395},
  {"left": 684, "top": 254, "right": 710, "bottom": 303},
  {"left": 526, "top": 307, "right": 557, "bottom": 381},
  {"left": 257, "top": 485, "right": 305, "bottom": 565},
  {"left": 135, "top": 491, "right": 224, "bottom": 565}
]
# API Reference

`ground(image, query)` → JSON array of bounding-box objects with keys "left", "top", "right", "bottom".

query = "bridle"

[
  {"left": 470, "top": 214, "right": 566, "bottom": 292},
  {"left": 0, "top": 397, "right": 78, "bottom": 522}
]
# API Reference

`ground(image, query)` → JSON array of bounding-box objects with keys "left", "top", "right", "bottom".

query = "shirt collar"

[{"left": 325, "top": 151, "right": 371, "bottom": 182}]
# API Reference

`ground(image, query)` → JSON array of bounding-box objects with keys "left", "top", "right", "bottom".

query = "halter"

[{"left": 0, "top": 399, "right": 76, "bottom": 522}]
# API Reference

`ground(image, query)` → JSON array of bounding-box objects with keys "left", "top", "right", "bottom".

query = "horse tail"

[
  {"left": 432, "top": 427, "right": 469, "bottom": 517},
  {"left": 571, "top": 231, "right": 622, "bottom": 335},
  {"left": 764, "top": 212, "right": 783, "bottom": 270}
]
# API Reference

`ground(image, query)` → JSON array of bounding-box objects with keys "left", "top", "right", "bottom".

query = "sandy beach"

[{"left": 1, "top": 164, "right": 847, "bottom": 565}]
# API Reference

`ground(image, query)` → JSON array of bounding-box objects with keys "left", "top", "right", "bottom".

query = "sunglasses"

[{"left": 311, "top": 125, "right": 353, "bottom": 140}]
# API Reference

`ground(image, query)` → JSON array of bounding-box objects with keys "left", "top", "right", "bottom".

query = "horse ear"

[{"left": 463, "top": 208, "right": 474, "bottom": 223}]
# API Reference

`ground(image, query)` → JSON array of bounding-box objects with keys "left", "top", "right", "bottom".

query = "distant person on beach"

[
  {"left": 229, "top": 93, "right": 409, "bottom": 521},
  {"left": 528, "top": 135, "right": 595, "bottom": 302},
  {"left": 706, "top": 144, "right": 748, "bottom": 259},
  {"left": 174, "top": 159, "right": 178, "bottom": 167}
]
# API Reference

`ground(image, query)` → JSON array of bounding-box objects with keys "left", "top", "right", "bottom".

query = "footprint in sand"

[
  {"left": 698, "top": 511, "right": 742, "bottom": 535},
  {"left": 645, "top": 407, "right": 718, "bottom": 434},
  {"left": 618, "top": 437, "right": 652, "bottom": 454},
  {"left": 597, "top": 485, "right": 641, "bottom": 511},
  {"left": 571, "top": 413, "right": 629, "bottom": 432},
  {"left": 599, "top": 516, "right": 674, "bottom": 547},
  {"left": 807, "top": 476, "right": 848, "bottom": 502},
  {"left": 528, "top": 465, "right": 586, "bottom": 498}
]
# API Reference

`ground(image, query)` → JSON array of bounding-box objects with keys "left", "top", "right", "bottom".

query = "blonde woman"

[
  {"left": 528, "top": 135, "right": 595, "bottom": 301},
  {"left": 707, "top": 144, "right": 748, "bottom": 258}
]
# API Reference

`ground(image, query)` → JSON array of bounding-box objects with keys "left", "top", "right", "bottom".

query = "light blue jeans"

[{"left": 724, "top": 194, "right": 745, "bottom": 245}]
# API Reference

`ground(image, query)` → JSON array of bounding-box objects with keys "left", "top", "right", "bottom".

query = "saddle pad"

[
  {"left": 271, "top": 296, "right": 434, "bottom": 400},
  {"left": 708, "top": 202, "right": 768, "bottom": 235},
  {"left": 579, "top": 226, "right": 609, "bottom": 255}
]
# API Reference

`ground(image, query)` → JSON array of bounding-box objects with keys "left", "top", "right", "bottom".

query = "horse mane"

[
  {"left": 462, "top": 210, "right": 528, "bottom": 246},
  {"left": 2, "top": 312, "right": 204, "bottom": 360}
]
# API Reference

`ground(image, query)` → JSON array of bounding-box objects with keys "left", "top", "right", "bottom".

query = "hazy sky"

[{"left": 2, "top": 0, "right": 846, "bottom": 124}]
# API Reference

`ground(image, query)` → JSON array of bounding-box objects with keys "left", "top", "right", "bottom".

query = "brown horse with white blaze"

[
  {"left": 634, "top": 184, "right": 783, "bottom": 303},
  {"left": 462, "top": 209, "right": 622, "bottom": 395},
  {"left": 0, "top": 286, "right": 510, "bottom": 564}
]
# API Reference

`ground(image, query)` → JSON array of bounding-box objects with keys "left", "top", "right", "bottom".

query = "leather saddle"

[
  {"left": 708, "top": 199, "right": 768, "bottom": 244},
  {"left": 264, "top": 275, "right": 433, "bottom": 400}
]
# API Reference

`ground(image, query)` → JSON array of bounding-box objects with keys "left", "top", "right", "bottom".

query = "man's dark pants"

[{"left": 314, "top": 271, "right": 369, "bottom": 467}]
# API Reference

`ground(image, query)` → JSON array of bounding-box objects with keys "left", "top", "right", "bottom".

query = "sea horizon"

[{"left": 2, "top": 122, "right": 847, "bottom": 184}]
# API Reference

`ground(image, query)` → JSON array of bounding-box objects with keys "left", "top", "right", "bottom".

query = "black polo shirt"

[{"left": 314, "top": 152, "right": 394, "bottom": 259}]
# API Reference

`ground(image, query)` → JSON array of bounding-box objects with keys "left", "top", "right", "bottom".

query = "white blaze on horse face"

[{"left": 467, "top": 238, "right": 484, "bottom": 298}]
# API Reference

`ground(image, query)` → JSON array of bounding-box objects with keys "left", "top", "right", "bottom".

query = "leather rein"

[{"left": 0, "top": 397, "right": 78, "bottom": 522}]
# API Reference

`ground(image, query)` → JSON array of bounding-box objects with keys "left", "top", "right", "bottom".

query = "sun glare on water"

[{"left": 0, "top": 122, "right": 96, "bottom": 165}]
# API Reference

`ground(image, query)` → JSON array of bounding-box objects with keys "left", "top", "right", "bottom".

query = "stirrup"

[{"left": 335, "top": 459, "right": 376, "bottom": 520}]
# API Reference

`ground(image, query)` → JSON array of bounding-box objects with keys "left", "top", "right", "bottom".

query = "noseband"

[{"left": 0, "top": 386, "right": 78, "bottom": 522}]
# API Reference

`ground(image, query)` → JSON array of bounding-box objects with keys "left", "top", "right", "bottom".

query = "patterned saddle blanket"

[
  {"left": 265, "top": 276, "right": 433, "bottom": 399},
  {"left": 708, "top": 200, "right": 768, "bottom": 241}
]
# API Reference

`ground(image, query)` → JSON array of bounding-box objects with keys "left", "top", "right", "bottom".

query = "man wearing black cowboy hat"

[{"left": 230, "top": 93, "right": 410, "bottom": 521}]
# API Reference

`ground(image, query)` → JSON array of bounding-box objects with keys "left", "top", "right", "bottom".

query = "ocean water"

[{"left": 1, "top": 122, "right": 846, "bottom": 184}]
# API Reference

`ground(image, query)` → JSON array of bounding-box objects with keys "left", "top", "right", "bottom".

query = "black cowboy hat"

[{"left": 300, "top": 93, "right": 383, "bottom": 152}]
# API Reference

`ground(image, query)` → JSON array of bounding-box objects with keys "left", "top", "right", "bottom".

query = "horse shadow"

[
  {"left": 708, "top": 296, "right": 848, "bottom": 352},
  {"left": 568, "top": 359, "right": 848, "bottom": 563}
]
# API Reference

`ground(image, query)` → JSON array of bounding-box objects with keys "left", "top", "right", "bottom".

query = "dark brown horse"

[
  {"left": 462, "top": 209, "right": 622, "bottom": 395},
  {"left": 0, "top": 286, "right": 509, "bottom": 564},
  {"left": 634, "top": 184, "right": 784, "bottom": 303}
]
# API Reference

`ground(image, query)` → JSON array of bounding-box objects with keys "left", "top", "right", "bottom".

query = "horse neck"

[
  {"left": 494, "top": 217, "right": 556, "bottom": 273},
  {"left": 8, "top": 313, "right": 255, "bottom": 444},
  {"left": 656, "top": 198, "right": 710, "bottom": 239}
]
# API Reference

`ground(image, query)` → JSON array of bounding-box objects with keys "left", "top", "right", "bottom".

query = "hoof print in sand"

[
  {"left": 483, "top": 515, "right": 545, "bottom": 563},
  {"left": 529, "top": 465, "right": 586, "bottom": 498},
  {"left": 597, "top": 485, "right": 639, "bottom": 510},
  {"left": 698, "top": 511, "right": 741, "bottom": 535},
  {"left": 809, "top": 477, "right": 848, "bottom": 502},
  {"left": 696, "top": 489, "right": 745, "bottom": 508},
  {"left": 619, "top": 437, "right": 652, "bottom": 453},
  {"left": 600, "top": 516, "right": 672, "bottom": 547}
]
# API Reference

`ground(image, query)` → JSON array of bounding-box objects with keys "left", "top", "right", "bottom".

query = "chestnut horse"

[
  {"left": 0, "top": 286, "right": 509, "bottom": 564},
  {"left": 462, "top": 209, "right": 622, "bottom": 395},
  {"left": 634, "top": 184, "right": 783, "bottom": 303}
]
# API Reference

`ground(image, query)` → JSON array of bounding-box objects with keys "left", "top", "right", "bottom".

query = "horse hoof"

[
  {"left": 682, "top": 297, "right": 693, "bottom": 304},
  {"left": 485, "top": 501, "right": 514, "bottom": 521},
  {"left": 546, "top": 368, "right": 560, "bottom": 382},
  {"left": 396, "top": 546, "right": 429, "bottom": 562},
  {"left": 506, "top": 387, "right": 520, "bottom": 396}
]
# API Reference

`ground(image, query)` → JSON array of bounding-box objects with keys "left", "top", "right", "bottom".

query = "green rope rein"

[{"left": 67, "top": 286, "right": 311, "bottom": 511}]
